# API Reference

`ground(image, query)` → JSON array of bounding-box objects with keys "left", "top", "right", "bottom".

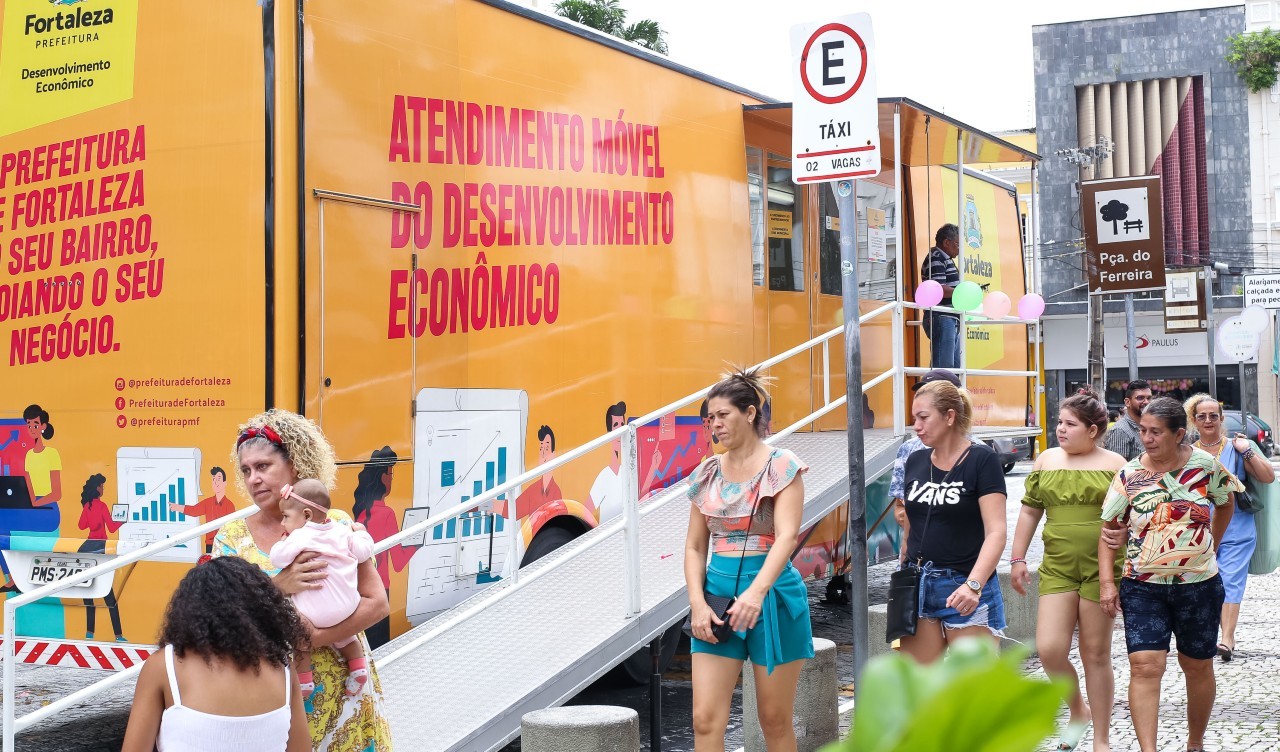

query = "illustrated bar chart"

[{"left": 132, "top": 480, "right": 188, "bottom": 522}]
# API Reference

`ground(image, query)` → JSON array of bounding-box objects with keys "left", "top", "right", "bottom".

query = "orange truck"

[{"left": 0, "top": 0, "right": 1031, "bottom": 672}]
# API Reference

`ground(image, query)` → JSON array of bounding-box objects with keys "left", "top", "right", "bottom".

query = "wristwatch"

[{"left": 965, "top": 578, "right": 982, "bottom": 593}]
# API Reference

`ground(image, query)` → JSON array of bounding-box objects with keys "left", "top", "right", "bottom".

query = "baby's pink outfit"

[{"left": 269, "top": 520, "right": 375, "bottom": 647}]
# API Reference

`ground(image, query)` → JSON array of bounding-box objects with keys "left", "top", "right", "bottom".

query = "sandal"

[
  {"left": 1217, "top": 643, "right": 1233, "bottom": 662},
  {"left": 1057, "top": 716, "right": 1090, "bottom": 752}
]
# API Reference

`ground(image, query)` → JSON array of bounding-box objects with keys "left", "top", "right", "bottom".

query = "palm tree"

[{"left": 553, "top": 0, "right": 669, "bottom": 55}]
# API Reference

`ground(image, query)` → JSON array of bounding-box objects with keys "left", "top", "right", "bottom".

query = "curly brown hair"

[
  {"left": 231, "top": 408, "right": 337, "bottom": 499},
  {"left": 159, "top": 557, "right": 309, "bottom": 670}
]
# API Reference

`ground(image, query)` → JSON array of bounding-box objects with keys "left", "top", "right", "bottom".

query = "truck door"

[{"left": 315, "top": 191, "right": 419, "bottom": 462}]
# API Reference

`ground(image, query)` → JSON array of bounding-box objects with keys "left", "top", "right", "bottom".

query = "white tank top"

[{"left": 156, "top": 644, "right": 292, "bottom": 752}]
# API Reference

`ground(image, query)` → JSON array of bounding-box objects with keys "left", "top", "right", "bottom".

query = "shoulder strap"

[
  {"left": 163, "top": 644, "right": 183, "bottom": 708},
  {"left": 731, "top": 460, "right": 773, "bottom": 590},
  {"left": 915, "top": 446, "right": 971, "bottom": 565},
  {"left": 282, "top": 664, "right": 291, "bottom": 705}
]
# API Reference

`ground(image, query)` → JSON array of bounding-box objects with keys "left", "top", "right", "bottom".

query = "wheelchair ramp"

[{"left": 373, "top": 429, "right": 902, "bottom": 752}]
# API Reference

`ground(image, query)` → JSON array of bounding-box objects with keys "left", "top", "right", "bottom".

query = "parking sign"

[{"left": 790, "top": 14, "right": 880, "bottom": 184}]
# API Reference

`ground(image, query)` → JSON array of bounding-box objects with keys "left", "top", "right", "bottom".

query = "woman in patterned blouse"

[{"left": 1098, "top": 397, "right": 1242, "bottom": 752}]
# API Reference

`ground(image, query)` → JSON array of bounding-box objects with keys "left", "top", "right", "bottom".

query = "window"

[
  {"left": 766, "top": 154, "right": 804, "bottom": 292},
  {"left": 746, "top": 146, "right": 765, "bottom": 286},
  {"left": 817, "top": 180, "right": 896, "bottom": 300}
]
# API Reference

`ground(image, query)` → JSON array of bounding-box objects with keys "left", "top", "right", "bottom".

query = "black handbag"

[
  {"left": 683, "top": 463, "right": 768, "bottom": 642},
  {"left": 885, "top": 563, "right": 921, "bottom": 642},
  {"left": 885, "top": 447, "right": 969, "bottom": 643}
]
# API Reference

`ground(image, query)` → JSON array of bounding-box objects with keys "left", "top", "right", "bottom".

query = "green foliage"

[
  {"left": 822, "top": 639, "right": 1070, "bottom": 752},
  {"left": 1226, "top": 28, "right": 1280, "bottom": 93},
  {"left": 553, "top": 0, "right": 669, "bottom": 55}
]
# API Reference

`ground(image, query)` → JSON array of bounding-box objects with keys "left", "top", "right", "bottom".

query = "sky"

[{"left": 599, "top": 0, "right": 1242, "bottom": 133}]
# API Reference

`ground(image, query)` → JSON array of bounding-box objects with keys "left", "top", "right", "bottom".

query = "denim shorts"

[
  {"left": 919, "top": 563, "right": 1006, "bottom": 635},
  {"left": 1119, "top": 575, "right": 1224, "bottom": 660}
]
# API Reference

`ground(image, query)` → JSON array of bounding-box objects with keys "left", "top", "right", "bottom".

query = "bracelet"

[
  {"left": 1009, "top": 557, "right": 1026, "bottom": 565},
  {"left": 1243, "top": 448, "right": 1256, "bottom": 461}
]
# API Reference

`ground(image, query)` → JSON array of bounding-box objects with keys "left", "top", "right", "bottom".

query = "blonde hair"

[
  {"left": 231, "top": 409, "right": 337, "bottom": 500},
  {"left": 916, "top": 380, "right": 973, "bottom": 435},
  {"left": 1184, "top": 392, "right": 1221, "bottom": 424}
]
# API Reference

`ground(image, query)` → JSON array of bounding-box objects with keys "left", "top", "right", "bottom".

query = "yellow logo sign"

[{"left": 0, "top": 0, "right": 139, "bottom": 136}]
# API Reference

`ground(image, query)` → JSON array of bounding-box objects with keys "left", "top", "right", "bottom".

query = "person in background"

[
  {"left": 1010, "top": 388, "right": 1125, "bottom": 752},
  {"left": 1099, "top": 397, "right": 1240, "bottom": 752},
  {"left": 1103, "top": 379, "right": 1152, "bottom": 461},
  {"left": 121, "top": 556, "right": 310, "bottom": 752},
  {"left": 77, "top": 473, "right": 127, "bottom": 642},
  {"left": 920, "top": 224, "right": 962, "bottom": 369},
  {"left": 1107, "top": 410, "right": 1119, "bottom": 432},
  {"left": 685, "top": 369, "right": 811, "bottom": 752},
  {"left": 890, "top": 369, "right": 966, "bottom": 533},
  {"left": 1184, "top": 393, "right": 1274, "bottom": 662},
  {"left": 898, "top": 380, "right": 1008, "bottom": 663}
]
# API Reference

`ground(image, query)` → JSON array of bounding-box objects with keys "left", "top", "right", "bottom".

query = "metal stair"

[{"left": 372, "top": 429, "right": 903, "bottom": 751}]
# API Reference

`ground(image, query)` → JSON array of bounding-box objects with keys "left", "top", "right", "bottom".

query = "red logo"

[{"left": 1123, "top": 336, "right": 1151, "bottom": 351}]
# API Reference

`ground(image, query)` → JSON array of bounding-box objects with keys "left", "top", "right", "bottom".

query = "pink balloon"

[
  {"left": 1017, "top": 293, "right": 1046, "bottom": 320},
  {"left": 916, "top": 280, "right": 944, "bottom": 308},
  {"left": 981, "top": 291, "right": 1011, "bottom": 319}
]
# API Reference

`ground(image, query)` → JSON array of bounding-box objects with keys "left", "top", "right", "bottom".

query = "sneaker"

[
  {"left": 115, "top": 636, "right": 128, "bottom": 643},
  {"left": 85, "top": 632, "right": 93, "bottom": 640}
]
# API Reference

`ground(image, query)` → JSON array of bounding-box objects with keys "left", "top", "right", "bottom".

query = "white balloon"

[{"left": 1241, "top": 304, "right": 1270, "bottom": 333}]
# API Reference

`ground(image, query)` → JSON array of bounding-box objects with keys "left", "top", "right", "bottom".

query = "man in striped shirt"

[{"left": 920, "top": 223, "right": 962, "bottom": 368}]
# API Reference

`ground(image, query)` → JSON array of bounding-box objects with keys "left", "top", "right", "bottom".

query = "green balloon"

[{"left": 951, "top": 281, "right": 983, "bottom": 312}]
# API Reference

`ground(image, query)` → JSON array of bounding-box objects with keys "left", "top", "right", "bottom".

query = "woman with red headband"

[{"left": 214, "top": 409, "right": 393, "bottom": 751}]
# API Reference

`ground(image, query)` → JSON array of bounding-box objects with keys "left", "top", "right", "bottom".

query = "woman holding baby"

[{"left": 214, "top": 409, "right": 394, "bottom": 751}]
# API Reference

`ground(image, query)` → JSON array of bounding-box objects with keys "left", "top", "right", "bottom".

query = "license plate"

[{"left": 29, "top": 557, "right": 94, "bottom": 588}]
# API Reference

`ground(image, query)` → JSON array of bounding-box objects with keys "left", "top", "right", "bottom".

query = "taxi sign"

[{"left": 790, "top": 14, "right": 880, "bottom": 183}]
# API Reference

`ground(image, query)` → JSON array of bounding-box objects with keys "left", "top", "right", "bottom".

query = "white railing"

[
  {"left": 2, "top": 505, "right": 259, "bottom": 752},
  {"left": 1, "top": 298, "right": 1043, "bottom": 749}
]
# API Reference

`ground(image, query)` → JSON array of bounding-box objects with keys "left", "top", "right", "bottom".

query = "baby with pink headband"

[{"left": 268, "top": 478, "right": 375, "bottom": 698}]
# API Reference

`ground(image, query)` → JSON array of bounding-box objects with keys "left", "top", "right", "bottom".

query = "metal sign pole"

[
  {"left": 1124, "top": 293, "right": 1139, "bottom": 381},
  {"left": 836, "top": 179, "right": 870, "bottom": 688},
  {"left": 1206, "top": 267, "right": 1218, "bottom": 399}
]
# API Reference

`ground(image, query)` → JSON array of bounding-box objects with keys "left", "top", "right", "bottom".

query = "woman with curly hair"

[
  {"left": 121, "top": 556, "right": 311, "bottom": 752},
  {"left": 213, "top": 409, "right": 393, "bottom": 751}
]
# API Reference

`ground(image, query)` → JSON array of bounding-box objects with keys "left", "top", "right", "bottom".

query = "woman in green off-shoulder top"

[{"left": 1010, "top": 389, "right": 1125, "bottom": 752}]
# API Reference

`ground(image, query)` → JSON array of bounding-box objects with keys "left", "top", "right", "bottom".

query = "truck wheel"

[
  {"left": 520, "top": 525, "right": 578, "bottom": 567},
  {"left": 614, "top": 622, "right": 683, "bottom": 685}
]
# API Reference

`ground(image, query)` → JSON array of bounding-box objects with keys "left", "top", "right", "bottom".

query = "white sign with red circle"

[{"left": 790, "top": 14, "right": 880, "bottom": 184}]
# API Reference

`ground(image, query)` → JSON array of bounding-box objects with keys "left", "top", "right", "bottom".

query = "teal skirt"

[{"left": 690, "top": 553, "right": 814, "bottom": 674}]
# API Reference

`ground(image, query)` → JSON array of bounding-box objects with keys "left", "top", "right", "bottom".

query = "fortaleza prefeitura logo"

[{"left": 26, "top": 0, "right": 114, "bottom": 37}]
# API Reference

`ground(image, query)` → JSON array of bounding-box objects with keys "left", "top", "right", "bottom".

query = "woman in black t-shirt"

[{"left": 899, "top": 381, "right": 1008, "bottom": 663}]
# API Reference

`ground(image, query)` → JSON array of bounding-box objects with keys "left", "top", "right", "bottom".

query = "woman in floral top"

[
  {"left": 1099, "top": 397, "right": 1242, "bottom": 752},
  {"left": 215, "top": 409, "right": 393, "bottom": 751}
]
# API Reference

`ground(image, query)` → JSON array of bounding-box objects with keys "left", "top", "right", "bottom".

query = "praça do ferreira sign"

[{"left": 1081, "top": 175, "right": 1166, "bottom": 294}]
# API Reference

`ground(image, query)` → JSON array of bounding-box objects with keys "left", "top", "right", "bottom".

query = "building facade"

[{"left": 1033, "top": 6, "right": 1259, "bottom": 436}]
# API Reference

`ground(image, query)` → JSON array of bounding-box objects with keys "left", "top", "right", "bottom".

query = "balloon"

[
  {"left": 1241, "top": 304, "right": 1270, "bottom": 333},
  {"left": 915, "top": 280, "right": 944, "bottom": 308},
  {"left": 981, "top": 291, "right": 1011, "bottom": 319},
  {"left": 1017, "top": 293, "right": 1046, "bottom": 320},
  {"left": 951, "top": 281, "right": 983, "bottom": 312}
]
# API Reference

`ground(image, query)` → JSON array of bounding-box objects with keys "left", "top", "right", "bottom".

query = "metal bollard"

[
  {"left": 742, "top": 638, "right": 838, "bottom": 752},
  {"left": 521, "top": 705, "right": 640, "bottom": 752}
]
